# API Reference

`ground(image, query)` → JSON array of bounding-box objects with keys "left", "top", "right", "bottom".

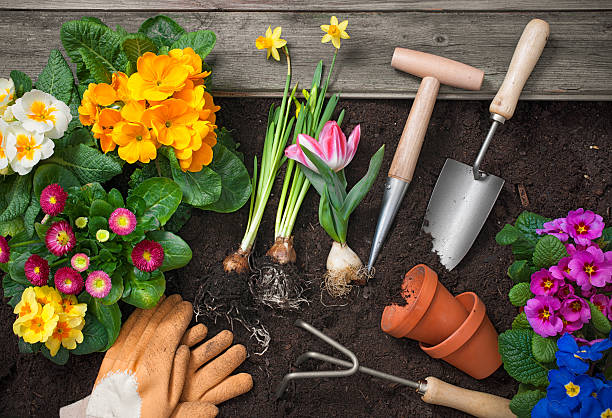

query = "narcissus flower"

[
  {"left": 132, "top": 240, "right": 164, "bottom": 272},
  {"left": 24, "top": 254, "right": 49, "bottom": 286},
  {"left": 75, "top": 217, "right": 88, "bottom": 229},
  {"left": 10, "top": 89, "right": 71, "bottom": 138},
  {"left": 54, "top": 267, "right": 84, "bottom": 295},
  {"left": 45, "top": 220, "right": 76, "bottom": 256},
  {"left": 108, "top": 208, "right": 137, "bottom": 236},
  {"left": 71, "top": 253, "right": 90, "bottom": 272},
  {"left": 321, "top": 16, "right": 349, "bottom": 49},
  {"left": 536, "top": 218, "right": 569, "bottom": 242},
  {"left": 45, "top": 314, "right": 84, "bottom": 356},
  {"left": 112, "top": 121, "right": 158, "bottom": 164},
  {"left": 0, "top": 77, "right": 15, "bottom": 107},
  {"left": 13, "top": 287, "right": 40, "bottom": 322},
  {"left": 255, "top": 26, "right": 287, "bottom": 61},
  {"left": 525, "top": 295, "right": 563, "bottom": 337},
  {"left": 566, "top": 208, "right": 604, "bottom": 245},
  {"left": 13, "top": 302, "right": 58, "bottom": 344},
  {"left": 0, "top": 234, "right": 9, "bottom": 263},
  {"left": 285, "top": 121, "right": 360, "bottom": 173},
  {"left": 5, "top": 126, "right": 54, "bottom": 175},
  {"left": 127, "top": 52, "right": 189, "bottom": 101},
  {"left": 530, "top": 269, "right": 560, "bottom": 296},
  {"left": 86, "top": 270, "right": 112, "bottom": 298},
  {"left": 569, "top": 246, "right": 611, "bottom": 290},
  {"left": 40, "top": 183, "right": 67, "bottom": 216},
  {"left": 96, "top": 229, "right": 110, "bottom": 243}
]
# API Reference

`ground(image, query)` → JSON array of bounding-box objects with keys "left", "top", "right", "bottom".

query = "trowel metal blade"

[{"left": 423, "top": 158, "right": 504, "bottom": 271}]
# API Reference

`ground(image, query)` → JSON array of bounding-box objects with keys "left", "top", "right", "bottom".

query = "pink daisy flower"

[
  {"left": 54, "top": 267, "right": 84, "bottom": 295},
  {"left": 71, "top": 253, "right": 90, "bottom": 272},
  {"left": 108, "top": 208, "right": 137, "bottom": 236},
  {"left": 86, "top": 270, "right": 112, "bottom": 298},
  {"left": 24, "top": 254, "right": 49, "bottom": 286},
  {"left": 45, "top": 220, "right": 76, "bottom": 256},
  {"left": 0, "top": 235, "right": 9, "bottom": 263},
  {"left": 40, "top": 183, "right": 68, "bottom": 216},
  {"left": 132, "top": 240, "right": 164, "bottom": 272}
]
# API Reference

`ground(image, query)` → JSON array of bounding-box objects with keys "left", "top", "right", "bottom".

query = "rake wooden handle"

[
  {"left": 422, "top": 377, "right": 514, "bottom": 418},
  {"left": 489, "top": 19, "right": 550, "bottom": 120},
  {"left": 388, "top": 76, "right": 439, "bottom": 182}
]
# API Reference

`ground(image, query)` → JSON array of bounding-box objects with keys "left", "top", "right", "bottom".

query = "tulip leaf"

[
  {"left": 300, "top": 146, "right": 346, "bottom": 208},
  {"left": 318, "top": 188, "right": 342, "bottom": 243},
  {"left": 201, "top": 144, "right": 251, "bottom": 213},
  {"left": 340, "top": 145, "right": 385, "bottom": 220},
  {"left": 146, "top": 230, "right": 192, "bottom": 272},
  {"left": 171, "top": 30, "right": 216, "bottom": 59},
  {"left": 139, "top": 15, "right": 186, "bottom": 49},
  {"left": 36, "top": 49, "right": 74, "bottom": 104}
]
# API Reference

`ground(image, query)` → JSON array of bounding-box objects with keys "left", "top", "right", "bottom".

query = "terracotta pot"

[
  {"left": 380, "top": 264, "right": 469, "bottom": 345},
  {"left": 420, "top": 292, "right": 502, "bottom": 380}
]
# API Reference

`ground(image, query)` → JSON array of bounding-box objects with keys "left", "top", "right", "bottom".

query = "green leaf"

[
  {"left": 71, "top": 312, "right": 108, "bottom": 355},
  {"left": 3, "top": 274, "right": 26, "bottom": 307},
  {"left": 35, "top": 49, "right": 74, "bottom": 103},
  {"left": 90, "top": 199, "right": 114, "bottom": 218},
  {"left": 35, "top": 222, "right": 50, "bottom": 241},
  {"left": 138, "top": 15, "right": 186, "bottom": 49},
  {"left": 498, "top": 329, "right": 549, "bottom": 386},
  {"left": 8, "top": 252, "right": 31, "bottom": 285},
  {"left": 201, "top": 144, "right": 251, "bottom": 212},
  {"left": 33, "top": 163, "right": 80, "bottom": 197},
  {"left": 122, "top": 34, "right": 158, "bottom": 67},
  {"left": 10, "top": 70, "right": 32, "bottom": 98},
  {"left": 146, "top": 230, "right": 192, "bottom": 272},
  {"left": 0, "top": 174, "right": 31, "bottom": 222},
  {"left": 340, "top": 145, "right": 385, "bottom": 220},
  {"left": 41, "top": 344, "right": 69, "bottom": 365},
  {"left": 318, "top": 187, "right": 342, "bottom": 243},
  {"left": 508, "top": 260, "right": 535, "bottom": 284},
  {"left": 127, "top": 195, "right": 147, "bottom": 217},
  {"left": 509, "top": 283, "right": 534, "bottom": 307},
  {"left": 166, "top": 150, "right": 221, "bottom": 207},
  {"left": 107, "top": 188, "right": 125, "bottom": 209},
  {"left": 130, "top": 177, "right": 182, "bottom": 227},
  {"left": 515, "top": 211, "right": 551, "bottom": 245},
  {"left": 50, "top": 144, "right": 122, "bottom": 183},
  {"left": 171, "top": 30, "right": 216, "bottom": 59},
  {"left": 496, "top": 224, "right": 521, "bottom": 246},
  {"left": 533, "top": 235, "right": 568, "bottom": 269},
  {"left": 56, "top": 127, "right": 96, "bottom": 148},
  {"left": 216, "top": 128, "right": 244, "bottom": 162},
  {"left": 0, "top": 217, "right": 25, "bottom": 237},
  {"left": 512, "top": 312, "right": 531, "bottom": 330},
  {"left": 23, "top": 196, "right": 41, "bottom": 238},
  {"left": 81, "top": 294, "right": 121, "bottom": 351},
  {"left": 164, "top": 203, "right": 191, "bottom": 233},
  {"left": 598, "top": 227, "right": 612, "bottom": 251},
  {"left": 123, "top": 274, "right": 165, "bottom": 309},
  {"left": 509, "top": 390, "right": 546, "bottom": 418},
  {"left": 300, "top": 147, "right": 346, "bottom": 209},
  {"left": 531, "top": 334, "right": 557, "bottom": 363},
  {"left": 589, "top": 301, "right": 612, "bottom": 334},
  {"left": 18, "top": 338, "right": 42, "bottom": 354}
]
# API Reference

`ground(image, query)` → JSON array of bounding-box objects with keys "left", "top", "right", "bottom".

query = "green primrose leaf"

[
  {"left": 138, "top": 15, "right": 186, "bottom": 49},
  {"left": 164, "top": 203, "right": 192, "bottom": 234},
  {"left": 35, "top": 222, "right": 50, "bottom": 241},
  {"left": 589, "top": 301, "right": 612, "bottom": 334},
  {"left": 18, "top": 338, "right": 42, "bottom": 354},
  {"left": 90, "top": 199, "right": 114, "bottom": 218},
  {"left": 107, "top": 188, "right": 125, "bottom": 209},
  {"left": 509, "top": 283, "right": 534, "bottom": 307},
  {"left": 33, "top": 163, "right": 80, "bottom": 197},
  {"left": 201, "top": 144, "right": 251, "bottom": 213},
  {"left": 599, "top": 227, "right": 612, "bottom": 251},
  {"left": 22, "top": 196, "right": 41, "bottom": 238},
  {"left": 10, "top": 70, "right": 32, "bottom": 98},
  {"left": 166, "top": 150, "right": 222, "bottom": 208},
  {"left": 146, "top": 230, "right": 192, "bottom": 272},
  {"left": 496, "top": 224, "right": 521, "bottom": 246},
  {"left": 171, "top": 30, "right": 216, "bottom": 59},
  {"left": 130, "top": 177, "right": 182, "bottom": 228},
  {"left": 340, "top": 145, "right": 385, "bottom": 220},
  {"left": 531, "top": 334, "right": 557, "bottom": 363},
  {"left": 0, "top": 174, "right": 31, "bottom": 222},
  {"left": 98, "top": 272, "right": 124, "bottom": 306},
  {"left": 71, "top": 312, "right": 108, "bottom": 355},
  {"left": 515, "top": 211, "right": 551, "bottom": 245},
  {"left": 509, "top": 390, "right": 546, "bottom": 418},
  {"left": 215, "top": 128, "right": 244, "bottom": 162},
  {"left": 512, "top": 312, "right": 531, "bottom": 330},
  {"left": 50, "top": 144, "right": 122, "bottom": 183},
  {"left": 498, "top": 329, "right": 549, "bottom": 386},
  {"left": 126, "top": 195, "right": 147, "bottom": 217},
  {"left": 122, "top": 33, "right": 158, "bottom": 68},
  {"left": 80, "top": 294, "right": 122, "bottom": 351},
  {"left": 123, "top": 273, "right": 166, "bottom": 309},
  {"left": 3, "top": 274, "right": 27, "bottom": 307},
  {"left": 533, "top": 235, "right": 568, "bottom": 269},
  {"left": 41, "top": 344, "right": 69, "bottom": 365},
  {"left": 508, "top": 260, "right": 535, "bottom": 284},
  {"left": 8, "top": 252, "right": 31, "bottom": 285},
  {"left": 56, "top": 127, "right": 96, "bottom": 148},
  {"left": 36, "top": 49, "right": 74, "bottom": 103},
  {"left": 0, "top": 218, "right": 25, "bottom": 237}
]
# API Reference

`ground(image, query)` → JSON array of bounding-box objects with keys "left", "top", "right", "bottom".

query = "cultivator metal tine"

[{"left": 275, "top": 320, "right": 359, "bottom": 399}]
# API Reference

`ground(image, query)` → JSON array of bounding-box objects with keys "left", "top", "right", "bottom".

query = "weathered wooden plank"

[
  {"left": 2, "top": 0, "right": 611, "bottom": 12},
  {"left": 0, "top": 11, "right": 610, "bottom": 100}
]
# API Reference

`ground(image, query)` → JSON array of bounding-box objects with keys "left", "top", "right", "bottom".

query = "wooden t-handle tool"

[{"left": 367, "top": 49, "right": 484, "bottom": 271}]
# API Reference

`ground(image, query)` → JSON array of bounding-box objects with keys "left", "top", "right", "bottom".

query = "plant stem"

[{"left": 11, "top": 239, "right": 41, "bottom": 248}]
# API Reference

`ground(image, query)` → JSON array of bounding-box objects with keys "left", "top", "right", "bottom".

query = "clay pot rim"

[
  {"left": 381, "top": 264, "right": 438, "bottom": 335},
  {"left": 419, "top": 292, "right": 486, "bottom": 359}
]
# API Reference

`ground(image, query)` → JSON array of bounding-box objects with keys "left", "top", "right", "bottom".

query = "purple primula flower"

[
  {"left": 561, "top": 318, "right": 583, "bottom": 334},
  {"left": 550, "top": 257, "right": 574, "bottom": 282},
  {"left": 557, "top": 283, "right": 575, "bottom": 300},
  {"left": 536, "top": 217, "right": 569, "bottom": 242},
  {"left": 525, "top": 296, "right": 564, "bottom": 337},
  {"left": 569, "top": 245, "right": 612, "bottom": 290},
  {"left": 530, "top": 268, "right": 562, "bottom": 296},
  {"left": 560, "top": 296, "right": 591, "bottom": 324},
  {"left": 566, "top": 208, "right": 604, "bottom": 245},
  {"left": 566, "top": 243, "right": 589, "bottom": 256},
  {"left": 591, "top": 294, "right": 609, "bottom": 318},
  {"left": 574, "top": 336, "right": 605, "bottom": 347}
]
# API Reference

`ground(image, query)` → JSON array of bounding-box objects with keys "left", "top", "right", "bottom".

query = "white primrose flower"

[
  {"left": 2, "top": 105, "right": 15, "bottom": 122},
  {"left": 0, "top": 120, "right": 14, "bottom": 170},
  {"left": 0, "top": 78, "right": 15, "bottom": 107},
  {"left": 11, "top": 89, "right": 71, "bottom": 139},
  {"left": 6, "top": 125, "right": 54, "bottom": 175}
]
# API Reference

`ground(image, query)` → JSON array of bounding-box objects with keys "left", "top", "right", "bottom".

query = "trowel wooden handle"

[
  {"left": 388, "top": 77, "right": 439, "bottom": 182},
  {"left": 490, "top": 19, "right": 549, "bottom": 120},
  {"left": 422, "top": 377, "right": 514, "bottom": 418}
]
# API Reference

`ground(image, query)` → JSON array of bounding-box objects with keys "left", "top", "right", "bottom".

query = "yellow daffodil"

[
  {"left": 45, "top": 314, "right": 84, "bottom": 356},
  {"left": 14, "top": 303, "right": 59, "bottom": 344},
  {"left": 13, "top": 287, "right": 40, "bottom": 323},
  {"left": 127, "top": 52, "right": 189, "bottom": 101},
  {"left": 256, "top": 26, "right": 287, "bottom": 61},
  {"left": 92, "top": 108, "right": 122, "bottom": 153},
  {"left": 60, "top": 294, "right": 87, "bottom": 319},
  {"left": 321, "top": 16, "right": 349, "bottom": 49},
  {"left": 141, "top": 98, "right": 199, "bottom": 149},
  {"left": 112, "top": 121, "right": 158, "bottom": 164}
]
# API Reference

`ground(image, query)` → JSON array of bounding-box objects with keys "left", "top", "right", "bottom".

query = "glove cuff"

[
  {"left": 86, "top": 370, "right": 142, "bottom": 418},
  {"left": 60, "top": 396, "right": 90, "bottom": 418}
]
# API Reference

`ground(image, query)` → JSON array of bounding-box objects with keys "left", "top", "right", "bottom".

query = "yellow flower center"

[
  {"left": 602, "top": 408, "right": 612, "bottom": 418},
  {"left": 28, "top": 101, "right": 57, "bottom": 123},
  {"left": 571, "top": 301, "right": 582, "bottom": 312},
  {"left": 49, "top": 196, "right": 57, "bottom": 204},
  {"left": 34, "top": 266, "right": 40, "bottom": 274},
  {"left": 576, "top": 223, "right": 588, "bottom": 234},
  {"left": 143, "top": 250, "right": 152, "bottom": 261},
  {"left": 56, "top": 231, "right": 70, "bottom": 246},
  {"left": 19, "top": 305, "right": 31, "bottom": 316},
  {"left": 136, "top": 135, "right": 143, "bottom": 141},
  {"left": 65, "top": 278, "right": 72, "bottom": 285},
  {"left": 94, "top": 278, "right": 105, "bottom": 290},
  {"left": 585, "top": 264, "right": 596, "bottom": 276},
  {"left": 327, "top": 25, "right": 340, "bottom": 36},
  {"left": 118, "top": 216, "right": 128, "bottom": 227},
  {"left": 565, "top": 381, "right": 580, "bottom": 397},
  {"left": 539, "top": 308, "right": 551, "bottom": 320},
  {"left": 165, "top": 121, "right": 172, "bottom": 128},
  {"left": 15, "top": 134, "right": 42, "bottom": 161},
  {"left": 543, "top": 279, "right": 553, "bottom": 289}
]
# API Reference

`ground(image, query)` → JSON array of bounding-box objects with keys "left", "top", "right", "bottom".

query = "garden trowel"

[{"left": 423, "top": 18, "right": 550, "bottom": 270}]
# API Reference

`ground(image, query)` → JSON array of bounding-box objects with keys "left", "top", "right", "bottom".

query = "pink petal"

[
  {"left": 344, "top": 124, "right": 361, "bottom": 168},
  {"left": 286, "top": 134, "right": 326, "bottom": 173},
  {"left": 319, "top": 121, "right": 345, "bottom": 171}
]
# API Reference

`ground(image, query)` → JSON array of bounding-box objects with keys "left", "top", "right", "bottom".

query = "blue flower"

[
  {"left": 548, "top": 368, "right": 596, "bottom": 410},
  {"left": 557, "top": 334, "right": 596, "bottom": 374},
  {"left": 532, "top": 396, "right": 577, "bottom": 418},
  {"left": 590, "top": 336, "right": 612, "bottom": 360},
  {"left": 580, "top": 386, "right": 612, "bottom": 418}
]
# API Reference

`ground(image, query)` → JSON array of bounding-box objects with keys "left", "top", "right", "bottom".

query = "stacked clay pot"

[{"left": 381, "top": 264, "right": 501, "bottom": 379}]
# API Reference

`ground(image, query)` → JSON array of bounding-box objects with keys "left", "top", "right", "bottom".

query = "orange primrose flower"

[
  {"left": 127, "top": 52, "right": 189, "bottom": 101},
  {"left": 112, "top": 121, "right": 158, "bottom": 164}
]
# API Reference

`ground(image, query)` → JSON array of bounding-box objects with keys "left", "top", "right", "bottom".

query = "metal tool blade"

[{"left": 422, "top": 158, "right": 504, "bottom": 270}]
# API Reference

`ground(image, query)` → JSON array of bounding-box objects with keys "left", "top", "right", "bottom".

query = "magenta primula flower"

[
  {"left": 550, "top": 257, "right": 574, "bottom": 282},
  {"left": 45, "top": 220, "right": 76, "bottom": 256},
  {"left": 569, "top": 246, "right": 611, "bottom": 290},
  {"left": 54, "top": 267, "right": 84, "bottom": 295},
  {"left": 86, "top": 270, "right": 112, "bottom": 298},
  {"left": 108, "top": 208, "right": 137, "bottom": 236},
  {"left": 560, "top": 296, "right": 590, "bottom": 324},
  {"left": 536, "top": 218, "right": 569, "bottom": 242},
  {"left": 565, "top": 243, "right": 590, "bottom": 256},
  {"left": 24, "top": 254, "right": 49, "bottom": 286},
  {"left": 71, "top": 253, "right": 90, "bottom": 273},
  {"left": 557, "top": 283, "right": 575, "bottom": 300},
  {"left": 591, "top": 294, "right": 609, "bottom": 318},
  {"left": 40, "top": 183, "right": 68, "bottom": 216},
  {"left": 285, "top": 121, "right": 360, "bottom": 173},
  {"left": 132, "top": 240, "right": 164, "bottom": 272},
  {"left": 530, "top": 269, "right": 561, "bottom": 296},
  {"left": 0, "top": 235, "right": 9, "bottom": 263},
  {"left": 566, "top": 208, "right": 604, "bottom": 245},
  {"left": 525, "top": 296, "right": 563, "bottom": 337}
]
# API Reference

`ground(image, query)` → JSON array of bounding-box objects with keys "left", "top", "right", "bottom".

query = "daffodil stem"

[{"left": 11, "top": 239, "right": 41, "bottom": 248}]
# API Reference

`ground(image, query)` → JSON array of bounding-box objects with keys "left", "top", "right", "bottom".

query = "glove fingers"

[
  {"left": 168, "top": 345, "right": 191, "bottom": 407},
  {"left": 187, "top": 344, "right": 247, "bottom": 399},
  {"left": 181, "top": 323, "right": 208, "bottom": 347},
  {"left": 189, "top": 330, "right": 233, "bottom": 372},
  {"left": 105, "top": 306, "right": 143, "bottom": 360},
  {"left": 150, "top": 300, "right": 193, "bottom": 354},
  {"left": 170, "top": 402, "right": 219, "bottom": 418},
  {"left": 200, "top": 373, "right": 253, "bottom": 405}
]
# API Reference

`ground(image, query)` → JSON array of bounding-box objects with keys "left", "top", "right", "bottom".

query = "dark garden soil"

[{"left": 1, "top": 99, "right": 611, "bottom": 417}]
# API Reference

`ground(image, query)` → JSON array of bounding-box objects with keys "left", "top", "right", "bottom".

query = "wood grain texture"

[
  {"left": 2, "top": 0, "right": 611, "bottom": 11},
  {"left": 0, "top": 11, "right": 610, "bottom": 100}
]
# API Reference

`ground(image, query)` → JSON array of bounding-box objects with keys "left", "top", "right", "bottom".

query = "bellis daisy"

[
  {"left": 10, "top": 89, "right": 72, "bottom": 139},
  {"left": 54, "top": 267, "right": 84, "bottom": 295},
  {"left": 45, "top": 220, "right": 76, "bottom": 256},
  {"left": 24, "top": 254, "right": 49, "bottom": 286},
  {"left": 132, "top": 240, "right": 164, "bottom": 272},
  {"left": 40, "top": 183, "right": 68, "bottom": 216},
  {"left": 75, "top": 217, "right": 88, "bottom": 229},
  {"left": 0, "top": 235, "right": 10, "bottom": 263},
  {"left": 71, "top": 253, "right": 90, "bottom": 272},
  {"left": 86, "top": 270, "right": 112, "bottom": 298},
  {"left": 96, "top": 229, "right": 110, "bottom": 243},
  {"left": 108, "top": 208, "right": 137, "bottom": 236}
]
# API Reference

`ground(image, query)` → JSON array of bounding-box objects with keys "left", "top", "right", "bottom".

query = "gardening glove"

[
  {"left": 170, "top": 323, "right": 253, "bottom": 418},
  {"left": 60, "top": 294, "right": 193, "bottom": 418}
]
